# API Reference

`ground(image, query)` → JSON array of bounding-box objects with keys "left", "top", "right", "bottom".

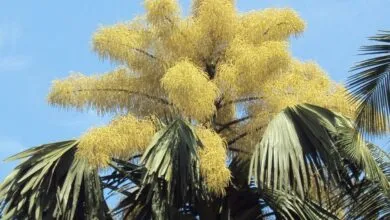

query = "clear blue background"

[{"left": 0, "top": 0, "right": 389, "bottom": 183}]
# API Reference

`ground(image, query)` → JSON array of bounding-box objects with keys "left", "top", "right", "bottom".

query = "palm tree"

[{"left": 1, "top": 1, "right": 390, "bottom": 219}]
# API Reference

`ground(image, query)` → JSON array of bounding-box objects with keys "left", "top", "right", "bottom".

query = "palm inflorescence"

[{"left": 1, "top": 1, "right": 390, "bottom": 219}]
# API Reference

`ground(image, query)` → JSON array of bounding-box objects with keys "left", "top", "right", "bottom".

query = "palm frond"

[
  {"left": 224, "top": 157, "right": 263, "bottom": 219},
  {"left": 112, "top": 187, "right": 153, "bottom": 220},
  {"left": 330, "top": 180, "right": 390, "bottom": 219},
  {"left": 140, "top": 119, "right": 203, "bottom": 216},
  {"left": 347, "top": 30, "right": 390, "bottom": 134},
  {"left": 368, "top": 143, "right": 390, "bottom": 178},
  {"left": 249, "top": 104, "right": 389, "bottom": 198},
  {"left": 332, "top": 120, "right": 390, "bottom": 192},
  {"left": 261, "top": 188, "right": 339, "bottom": 220},
  {"left": 102, "top": 158, "right": 150, "bottom": 219},
  {"left": 106, "top": 119, "right": 203, "bottom": 219},
  {"left": 0, "top": 140, "right": 111, "bottom": 220},
  {"left": 107, "top": 161, "right": 196, "bottom": 220},
  {"left": 228, "top": 156, "right": 337, "bottom": 220}
]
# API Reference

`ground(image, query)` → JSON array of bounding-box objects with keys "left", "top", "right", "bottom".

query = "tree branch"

[
  {"left": 228, "top": 126, "right": 263, "bottom": 146},
  {"left": 217, "top": 115, "right": 252, "bottom": 133},
  {"left": 131, "top": 48, "right": 159, "bottom": 60},
  {"left": 71, "top": 88, "right": 171, "bottom": 105},
  {"left": 219, "top": 97, "right": 261, "bottom": 108},
  {"left": 263, "top": 22, "right": 288, "bottom": 35},
  {"left": 228, "top": 147, "right": 251, "bottom": 154},
  {"left": 96, "top": 39, "right": 163, "bottom": 62}
]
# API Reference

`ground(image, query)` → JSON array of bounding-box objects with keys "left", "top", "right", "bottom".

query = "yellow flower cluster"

[
  {"left": 261, "top": 60, "right": 352, "bottom": 115},
  {"left": 161, "top": 19, "right": 201, "bottom": 63},
  {"left": 145, "top": 0, "right": 179, "bottom": 27},
  {"left": 48, "top": 68, "right": 173, "bottom": 117},
  {"left": 196, "top": 127, "right": 231, "bottom": 196},
  {"left": 93, "top": 21, "right": 152, "bottom": 68},
  {"left": 225, "top": 39, "right": 291, "bottom": 95},
  {"left": 77, "top": 114, "right": 156, "bottom": 167},
  {"left": 325, "top": 84, "right": 356, "bottom": 118},
  {"left": 48, "top": 68, "right": 134, "bottom": 114},
  {"left": 214, "top": 63, "right": 239, "bottom": 95},
  {"left": 48, "top": 68, "right": 168, "bottom": 116},
  {"left": 219, "top": 60, "right": 355, "bottom": 151},
  {"left": 193, "top": 0, "right": 237, "bottom": 58},
  {"left": 161, "top": 60, "right": 219, "bottom": 121},
  {"left": 47, "top": 0, "right": 355, "bottom": 167},
  {"left": 51, "top": 1, "right": 311, "bottom": 124},
  {"left": 238, "top": 8, "right": 305, "bottom": 45}
]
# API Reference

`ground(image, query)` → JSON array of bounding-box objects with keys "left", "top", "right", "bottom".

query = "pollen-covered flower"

[
  {"left": 261, "top": 60, "right": 354, "bottom": 116},
  {"left": 77, "top": 114, "right": 156, "bottom": 167},
  {"left": 196, "top": 127, "right": 231, "bottom": 196},
  {"left": 226, "top": 39, "right": 291, "bottom": 94},
  {"left": 161, "top": 60, "right": 220, "bottom": 121},
  {"left": 144, "top": 0, "right": 179, "bottom": 27},
  {"left": 238, "top": 8, "right": 305, "bottom": 45}
]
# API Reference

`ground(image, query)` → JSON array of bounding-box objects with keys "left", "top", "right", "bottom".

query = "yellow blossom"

[
  {"left": 77, "top": 114, "right": 156, "bottom": 167},
  {"left": 160, "top": 18, "right": 202, "bottom": 63},
  {"left": 261, "top": 60, "right": 353, "bottom": 117},
  {"left": 192, "top": 0, "right": 235, "bottom": 16},
  {"left": 214, "top": 62, "right": 239, "bottom": 96},
  {"left": 226, "top": 39, "right": 291, "bottom": 95},
  {"left": 238, "top": 8, "right": 305, "bottom": 45},
  {"left": 144, "top": 0, "right": 180, "bottom": 27},
  {"left": 93, "top": 21, "right": 154, "bottom": 68},
  {"left": 48, "top": 68, "right": 133, "bottom": 114},
  {"left": 196, "top": 127, "right": 231, "bottom": 196},
  {"left": 47, "top": 68, "right": 170, "bottom": 116},
  {"left": 47, "top": 1, "right": 355, "bottom": 171},
  {"left": 161, "top": 60, "right": 219, "bottom": 121},
  {"left": 193, "top": 0, "right": 237, "bottom": 59}
]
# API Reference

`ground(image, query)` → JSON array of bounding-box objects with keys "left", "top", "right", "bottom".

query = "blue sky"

[{"left": 0, "top": 0, "right": 389, "bottom": 182}]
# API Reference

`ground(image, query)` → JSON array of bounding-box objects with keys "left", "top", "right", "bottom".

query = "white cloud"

[
  {"left": 0, "top": 22, "right": 28, "bottom": 72},
  {"left": 0, "top": 56, "right": 29, "bottom": 72},
  {"left": 0, "top": 22, "right": 22, "bottom": 49}
]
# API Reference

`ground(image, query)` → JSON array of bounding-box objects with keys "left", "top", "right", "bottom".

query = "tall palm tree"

[{"left": 1, "top": 1, "right": 390, "bottom": 219}]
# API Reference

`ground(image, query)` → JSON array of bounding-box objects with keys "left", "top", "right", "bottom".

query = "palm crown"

[{"left": 1, "top": 1, "right": 390, "bottom": 219}]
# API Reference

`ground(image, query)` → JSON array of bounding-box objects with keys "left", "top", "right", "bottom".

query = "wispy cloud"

[
  {"left": 0, "top": 22, "right": 30, "bottom": 72},
  {"left": 0, "top": 22, "right": 23, "bottom": 49},
  {"left": 0, "top": 55, "right": 30, "bottom": 72}
]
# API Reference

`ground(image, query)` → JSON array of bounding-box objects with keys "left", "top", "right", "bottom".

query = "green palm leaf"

[
  {"left": 368, "top": 143, "right": 390, "bottom": 178},
  {"left": 102, "top": 158, "right": 150, "bottom": 219},
  {"left": 347, "top": 31, "right": 390, "bottom": 134},
  {"left": 333, "top": 121, "right": 390, "bottom": 193},
  {"left": 106, "top": 119, "right": 203, "bottom": 219},
  {"left": 0, "top": 140, "right": 111, "bottom": 220},
  {"left": 330, "top": 180, "right": 390, "bottom": 219},
  {"left": 261, "top": 188, "right": 338, "bottom": 220},
  {"left": 113, "top": 187, "right": 153, "bottom": 220},
  {"left": 140, "top": 119, "right": 203, "bottom": 218},
  {"left": 228, "top": 157, "right": 338, "bottom": 220},
  {"left": 249, "top": 104, "right": 389, "bottom": 198}
]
